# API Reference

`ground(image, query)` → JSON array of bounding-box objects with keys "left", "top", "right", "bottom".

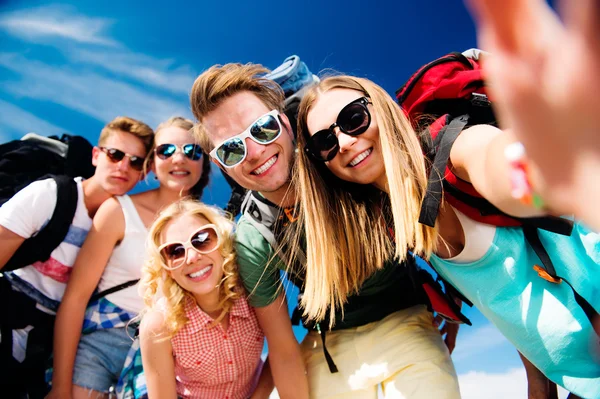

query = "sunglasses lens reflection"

[
  {"left": 183, "top": 144, "right": 203, "bottom": 161},
  {"left": 215, "top": 114, "right": 281, "bottom": 167},
  {"left": 217, "top": 138, "right": 245, "bottom": 167},
  {"left": 339, "top": 104, "right": 370, "bottom": 135},
  {"left": 156, "top": 144, "right": 176, "bottom": 159}
]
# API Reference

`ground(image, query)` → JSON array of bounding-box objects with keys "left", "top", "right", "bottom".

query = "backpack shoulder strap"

[
  {"left": 419, "top": 115, "right": 470, "bottom": 227},
  {"left": 3, "top": 175, "right": 78, "bottom": 271},
  {"left": 89, "top": 279, "right": 140, "bottom": 303},
  {"left": 240, "top": 190, "right": 307, "bottom": 269},
  {"left": 240, "top": 191, "right": 280, "bottom": 249}
]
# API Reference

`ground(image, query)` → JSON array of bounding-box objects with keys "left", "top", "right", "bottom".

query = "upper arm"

[
  {"left": 139, "top": 310, "right": 177, "bottom": 399},
  {"left": 0, "top": 179, "right": 58, "bottom": 268},
  {"left": 450, "top": 125, "right": 544, "bottom": 217},
  {"left": 62, "top": 198, "right": 125, "bottom": 302},
  {"left": 254, "top": 292, "right": 299, "bottom": 359},
  {"left": 0, "top": 225, "right": 26, "bottom": 269},
  {"left": 235, "top": 220, "right": 284, "bottom": 307}
]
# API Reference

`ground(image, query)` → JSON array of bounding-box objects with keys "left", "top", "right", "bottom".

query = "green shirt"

[{"left": 235, "top": 214, "right": 418, "bottom": 328}]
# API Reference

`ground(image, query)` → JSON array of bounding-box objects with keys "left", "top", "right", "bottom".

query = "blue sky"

[{"left": 0, "top": 0, "right": 567, "bottom": 397}]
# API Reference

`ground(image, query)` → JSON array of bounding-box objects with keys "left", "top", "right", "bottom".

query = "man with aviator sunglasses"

[{"left": 0, "top": 116, "right": 153, "bottom": 397}]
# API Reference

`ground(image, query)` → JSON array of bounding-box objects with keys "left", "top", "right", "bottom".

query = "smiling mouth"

[
  {"left": 170, "top": 170, "right": 190, "bottom": 176},
  {"left": 187, "top": 265, "right": 212, "bottom": 279},
  {"left": 252, "top": 155, "right": 277, "bottom": 175},
  {"left": 348, "top": 148, "right": 372, "bottom": 167}
]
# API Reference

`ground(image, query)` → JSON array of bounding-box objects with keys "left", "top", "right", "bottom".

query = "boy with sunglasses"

[
  {"left": 0, "top": 116, "right": 153, "bottom": 398},
  {"left": 190, "top": 64, "right": 459, "bottom": 398}
]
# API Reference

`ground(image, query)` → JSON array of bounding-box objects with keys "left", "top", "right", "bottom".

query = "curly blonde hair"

[{"left": 140, "top": 199, "right": 241, "bottom": 337}]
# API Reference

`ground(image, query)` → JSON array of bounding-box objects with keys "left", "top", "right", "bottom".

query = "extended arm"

[
  {"left": 466, "top": 0, "right": 600, "bottom": 229},
  {"left": 450, "top": 124, "right": 549, "bottom": 218},
  {"left": 48, "top": 199, "right": 125, "bottom": 397},
  {"left": 254, "top": 293, "right": 308, "bottom": 399},
  {"left": 0, "top": 179, "right": 58, "bottom": 270}
]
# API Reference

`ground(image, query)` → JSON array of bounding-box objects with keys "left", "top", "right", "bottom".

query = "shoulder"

[
  {"left": 95, "top": 197, "right": 125, "bottom": 218},
  {"left": 452, "top": 124, "right": 502, "bottom": 155},
  {"left": 235, "top": 215, "right": 282, "bottom": 268},
  {"left": 140, "top": 309, "right": 169, "bottom": 339},
  {"left": 13, "top": 177, "right": 59, "bottom": 202},
  {"left": 236, "top": 215, "right": 271, "bottom": 250},
  {"left": 92, "top": 197, "right": 126, "bottom": 233},
  {"left": 0, "top": 178, "right": 60, "bottom": 234}
]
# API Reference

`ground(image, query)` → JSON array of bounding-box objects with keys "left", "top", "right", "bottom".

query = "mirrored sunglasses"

[
  {"left": 209, "top": 110, "right": 282, "bottom": 168},
  {"left": 155, "top": 143, "right": 203, "bottom": 161}
]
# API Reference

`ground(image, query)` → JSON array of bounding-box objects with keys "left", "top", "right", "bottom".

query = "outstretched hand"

[{"left": 466, "top": 0, "right": 600, "bottom": 230}]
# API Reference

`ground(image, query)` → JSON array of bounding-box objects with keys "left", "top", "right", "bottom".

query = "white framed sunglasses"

[
  {"left": 158, "top": 224, "right": 221, "bottom": 270},
  {"left": 209, "top": 110, "right": 282, "bottom": 168}
]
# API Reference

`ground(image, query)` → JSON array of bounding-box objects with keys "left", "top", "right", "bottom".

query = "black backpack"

[{"left": 0, "top": 133, "right": 95, "bottom": 271}]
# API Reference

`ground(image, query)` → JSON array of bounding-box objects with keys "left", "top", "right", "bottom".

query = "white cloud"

[
  {"left": 459, "top": 368, "right": 569, "bottom": 399},
  {"left": 452, "top": 323, "right": 509, "bottom": 362},
  {"left": 0, "top": 5, "right": 118, "bottom": 46},
  {"left": 0, "top": 52, "right": 190, "bottom": 128},
  {"left": 0, "top": 99, "right": 66, "bottom": 142},
  {"left": 67, "top": 50, "right": 198, "bottom": 95},
  {"left": 0, "top": 5, "right": 202, "bottom": 131}
]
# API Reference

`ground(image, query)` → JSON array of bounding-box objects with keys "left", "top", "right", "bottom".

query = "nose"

[
  {"left": 337, "top": 130, "right": 357, "bottom": 153},
  {"left": 185, "top": 246, "right": 202, "bottom": 264},
  {"left": 244, "top": 138, "right": 266, "bottom": 163},
  {"left": 171, "top": 149, "right": 186, "bottom": 164},
  {"left": 116, "top": 157, "right": 132, "bottom": 172}
]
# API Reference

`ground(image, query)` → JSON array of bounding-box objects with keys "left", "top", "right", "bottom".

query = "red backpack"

[{"left": 396, "top": 51, "right": 598, "bottom": 331}]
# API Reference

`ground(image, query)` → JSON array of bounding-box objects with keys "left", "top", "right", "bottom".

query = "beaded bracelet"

[{"left": 504, "top": 142, "right": 545, "bottom": 210}]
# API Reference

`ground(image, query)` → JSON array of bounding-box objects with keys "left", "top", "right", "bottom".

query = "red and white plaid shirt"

[{"left": 172, "top": 295, "right": 265, "bottom": 399}]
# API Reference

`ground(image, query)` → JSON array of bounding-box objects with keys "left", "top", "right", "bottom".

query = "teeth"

[
  {"left": 349, "top": 149, "right": 372, "bottom": 167},
  {"left": 252, "top": 156, "right": 277, "bottom": 175},
  {"left": 171, "top": 171, "right": 189, "bottom": 175},
  {"left": 189, "top": 266, "right": 211, "bottom": 279}
]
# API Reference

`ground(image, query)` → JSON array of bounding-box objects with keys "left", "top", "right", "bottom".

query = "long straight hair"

[{"left": 294, "top": 76, "right": 437, "bottom": 327}]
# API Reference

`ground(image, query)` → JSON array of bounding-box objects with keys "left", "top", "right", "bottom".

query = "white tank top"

[{"left": 97, "top": 195, "right": 148, "bottom": 313}]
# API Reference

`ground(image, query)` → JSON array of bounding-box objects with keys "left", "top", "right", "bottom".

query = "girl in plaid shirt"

[{"left": 139, "top": 200, "right": 273, "bottom": 399}]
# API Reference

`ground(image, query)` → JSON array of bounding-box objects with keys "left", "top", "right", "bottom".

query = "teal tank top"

[{"left": 431, "top": 222, "right": 600, "bottom": 398}]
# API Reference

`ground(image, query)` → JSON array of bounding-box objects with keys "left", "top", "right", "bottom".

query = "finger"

[
  {"left": 465, "top": 0, "right": 533, "bottom": 51},
  {"left": 562, "top": 0, "right": 600, "bottom": 39},
  {"left": 467, "top": 0, "right": 561, "bottom": 53}
]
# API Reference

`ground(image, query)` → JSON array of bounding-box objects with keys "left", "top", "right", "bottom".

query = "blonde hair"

[
  {"left": 294, "top": 76, "right": 437, "bottom": 327},
  {"left": 144, "top": 116, "right": 211, "bottom": 198},
  {"left": 140, "top": 199, "right": 240, "bottom": 337},
  {"left": 98, "top": 116, "right": 154, "bottom": 153},
  {"left": 189, "top": 63, "right": 285, "bottom": 152}
]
